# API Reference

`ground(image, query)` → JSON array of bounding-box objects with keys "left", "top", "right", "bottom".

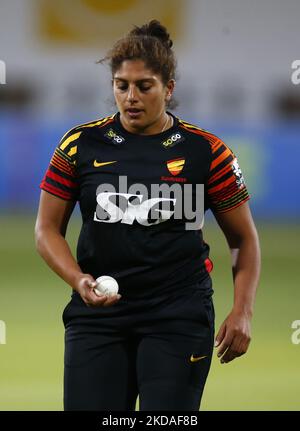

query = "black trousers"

[{"left": 63, "top": 278, "right": 215, "bottom": 411}]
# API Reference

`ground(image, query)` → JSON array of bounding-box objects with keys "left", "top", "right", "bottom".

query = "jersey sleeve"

[
  {"left": 206, "top": 138, "right": 250, "bottom": 213},
  {"left": 39, "top": 130, "right": 82, "bottom": 201}
]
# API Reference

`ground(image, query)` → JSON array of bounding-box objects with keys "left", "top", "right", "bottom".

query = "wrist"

[
  {"left": 68, "top": 270, "right": 85, "bottom": 290},
  {"left": 232, "top": 305, "right": 253, "bottom": 319}
]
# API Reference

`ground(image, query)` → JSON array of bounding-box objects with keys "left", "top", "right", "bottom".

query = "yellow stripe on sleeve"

[
  {"left": 67, "top": 146, "right": 77, "bottom": 157},
  {"left": 60, "top": 132, "right": 82, "bottom": 150}
]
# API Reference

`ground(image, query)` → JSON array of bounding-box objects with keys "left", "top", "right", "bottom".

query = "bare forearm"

[
  {"left": 231, "top": 234, "right": 261, "bottom": 318},
  {"left": 35, "top": 227, "right": 83, "bottom": 289}
]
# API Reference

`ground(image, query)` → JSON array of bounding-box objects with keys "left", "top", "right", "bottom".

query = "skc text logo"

[{"left": 93, "top": 176, "right": 204, "bottom": 230}]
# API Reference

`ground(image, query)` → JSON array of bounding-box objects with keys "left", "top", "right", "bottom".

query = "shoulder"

[
  {"left": 176, "top": 116, "right": 224, "bottom": 152},
  {"left": 57, "top": 114, "right": 115, "bottom": 159},
  {"left": 59, "top": 114, "right": 115, "bottom": 145}
]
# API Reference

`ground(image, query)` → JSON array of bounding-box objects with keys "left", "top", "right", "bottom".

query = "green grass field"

[{"left": 0, "top": 214, "right": 299, "bottom": 410}]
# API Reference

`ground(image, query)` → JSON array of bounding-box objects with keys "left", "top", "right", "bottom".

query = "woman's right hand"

[{"left": 74, "top": 274, "right": 122, "bottom": 307}]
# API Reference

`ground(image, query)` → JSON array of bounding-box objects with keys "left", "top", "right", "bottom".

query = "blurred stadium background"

[{"left": 0, "top": 0, "right": 299, "bottom": 410}]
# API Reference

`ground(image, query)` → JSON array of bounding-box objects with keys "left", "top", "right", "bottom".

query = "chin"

[{"left": 126, "top": 116, "right": 144, "bottom": 127}]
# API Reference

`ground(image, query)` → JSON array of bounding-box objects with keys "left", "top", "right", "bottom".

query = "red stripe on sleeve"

[
  {"left": 46, "top": 169, "right": 78, "bottom": 189},
  {"left": 40, "top": 181, "right": 74, "bottom": 200}
]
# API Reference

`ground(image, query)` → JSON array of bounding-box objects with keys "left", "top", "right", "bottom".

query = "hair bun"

[{"left": 130, "top": 20, "right": 173, "bottom": 48}]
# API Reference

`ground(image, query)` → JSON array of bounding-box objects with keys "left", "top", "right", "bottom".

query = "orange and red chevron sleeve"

[
  {"left": 39, "top": 130, "right": 81, "bottom": 201},
  {"left": 206, "top": 138, "right": 250, "bottom": 213}
]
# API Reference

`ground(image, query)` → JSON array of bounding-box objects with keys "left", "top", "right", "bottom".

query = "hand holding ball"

[{"left": 94, "top": 276, "right": 119, "bottom": 297}]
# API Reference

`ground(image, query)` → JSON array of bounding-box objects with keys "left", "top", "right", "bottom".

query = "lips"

[
  {"left": 127, "top": 108, "right": 142, "bottom": 113},
  {"left": 126, "top": 108, "right": 143, "bottom": 118}
]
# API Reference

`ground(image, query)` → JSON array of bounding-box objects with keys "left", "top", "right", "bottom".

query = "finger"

[
  {"left": 215, "top": 324, "right": 226, "bottom": 348},
  {"left": 216, "top": 327, "right": 234, "bottom": 357},
  {"left": 221, "top": 335, "right": 250, "bottom": 363},
  {"left": 90, "top": 287, "right": 103, "bottom": 297},
  {"left": 91, "top": 292, "right": 122, "bottom": 307},
  {"left": 235, "top": 335, "right": 251, "bottom": 358},
  {"left": 221, "top": 342, "right": 241, "bottom": 363},
  {"left": 102, "top": 294, "right": 122, "bottom": 307},
  {"left": 217, "top": 342, "right": 230, "bottom": 359},
  {"left": 217, "top": 330, "right": 236, "bottom": 358},
  {"left": 222, "top": 333, "right": 241, "bottom": 359},
  {"left": 87, "top": 279, "right": 98, "bottom": 289},
  {"left": 90, "top": 293, "right": 109, "bottom": 306}
]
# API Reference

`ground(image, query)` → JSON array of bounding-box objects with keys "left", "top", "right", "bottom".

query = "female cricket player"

[{"left": 35, "top": 20, "right": 261, "bottom": 411}]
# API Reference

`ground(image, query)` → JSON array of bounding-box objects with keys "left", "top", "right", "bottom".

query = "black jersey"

[{"left": 40, "top": 112, "right": 249, "bottom": 298}]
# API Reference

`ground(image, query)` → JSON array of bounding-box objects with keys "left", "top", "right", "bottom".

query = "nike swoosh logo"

[
  {"left": 190, "top": 354, "right": 207, "bottom": 363},
  {"left": 94, "top": 160, "right": 117, "bottom": 168}
]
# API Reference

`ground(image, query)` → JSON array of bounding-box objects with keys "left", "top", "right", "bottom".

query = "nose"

[{"left": 127, "top": 84, "right": 138, "bottom": 103}]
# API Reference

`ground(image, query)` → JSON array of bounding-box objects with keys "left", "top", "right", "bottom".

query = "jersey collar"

[{"left": 113, "top": 111, "right": 179, "bottom": 139}]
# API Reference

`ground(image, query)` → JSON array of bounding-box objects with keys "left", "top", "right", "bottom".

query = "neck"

[
  {"left": 161, "top": 113, "right": 171, "bottom": 133},
  {"left": 119, "top": 112, "right": 173, "bottom": 135}
]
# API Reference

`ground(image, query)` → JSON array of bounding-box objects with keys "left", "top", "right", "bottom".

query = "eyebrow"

[{"left": 113, "top": 78, "right": 155, "bottom": 84}]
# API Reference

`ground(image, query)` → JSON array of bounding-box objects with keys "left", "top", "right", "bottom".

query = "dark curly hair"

[{"left": 98, "top": 20, "right": 178, "bottom": 107}]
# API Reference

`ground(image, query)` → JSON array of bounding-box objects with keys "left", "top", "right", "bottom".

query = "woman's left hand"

[{"left": 214, "top": 310, "right": 252, "bottom": 364}]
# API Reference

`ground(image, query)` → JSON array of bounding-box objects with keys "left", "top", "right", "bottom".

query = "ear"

[{"left": 165, "top": 79, "right": 176, "bottom": 100}]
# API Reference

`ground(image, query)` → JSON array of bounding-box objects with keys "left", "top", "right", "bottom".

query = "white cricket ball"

[{"left": 94, "top": 275, "right": 119, "bottom": 297}]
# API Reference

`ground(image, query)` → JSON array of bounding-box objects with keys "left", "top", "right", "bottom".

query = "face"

[{"left": 113, "top": 59, "right": 175, "bottom": 135}]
